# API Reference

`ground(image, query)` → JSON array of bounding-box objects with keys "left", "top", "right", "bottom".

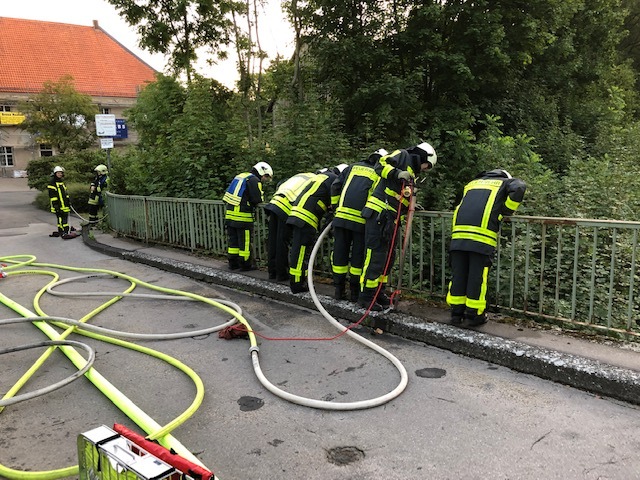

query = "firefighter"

[
  {"left": 48, "top": 165, "right": 74, "bottom": 239},
  {"left": 358, "top": 143, "right": 438, "bottom": 311},
  {"left": 286, "top": 164, "right": 347, "bottom": 294},
  {"left": 447, "top": 169, "right": 526, "bottom": 326},
  {"left": 88, "top": 164, "right": 108, "bottom": 224},
  {"left": 330, "top": 148, "right": 387, "bottom": 302},
  {"left": 264, "top": 171, "right": 315, "bottom": 281},
  {"left": 223, "top": 162, "right": 273, "bottom": 271}
]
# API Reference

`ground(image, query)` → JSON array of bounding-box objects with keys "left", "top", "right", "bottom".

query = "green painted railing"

[{"left": 106, "top": 192, "right": 640, "bottom": 339}]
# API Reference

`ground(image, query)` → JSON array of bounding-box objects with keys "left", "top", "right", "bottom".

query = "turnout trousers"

[
  {"left": 446, "top": 250, "right": 492, "bottom": 321},
  {"left": 54, "top": 210, "right": 70, "bottom": 235},
  {"left": 360, "top": 213, "right": 396, "bottom": 303},
  {"left": 226, "top": 223, "right": 254, "bottom": 270},
  {"left": 289, "top": 223, "right": 317, "bottom": 285},
  {"left": 331, "top": 227, "right": 365, "bottom": 284},
  {"left": 267, "top": 211, "right": 291, "bottom": 280}
]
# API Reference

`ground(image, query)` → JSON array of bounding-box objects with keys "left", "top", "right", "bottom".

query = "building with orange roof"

[{"left": 0, "top": 17, "right": 157, "bottom": 176}]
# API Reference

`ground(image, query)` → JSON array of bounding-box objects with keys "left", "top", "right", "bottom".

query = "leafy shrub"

[
  {"left": 27, "top": 150, "right": 110, "bottom": 192},
  {"left": 34, "top": 182, "right": 90, "bottom": 214}
]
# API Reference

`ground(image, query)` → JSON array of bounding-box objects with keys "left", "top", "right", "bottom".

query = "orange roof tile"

[{"left": 0, "top": 17, "right": 157, "bottom": 98}]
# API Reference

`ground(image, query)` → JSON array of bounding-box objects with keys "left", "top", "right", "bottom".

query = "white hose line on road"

[{"left": 249, "top": 222, "right": 409, "bottom": 410}]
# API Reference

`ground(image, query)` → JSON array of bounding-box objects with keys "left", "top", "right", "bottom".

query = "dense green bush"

[{"left": 27, "top": 150, "right": 110, "bottom": 192}]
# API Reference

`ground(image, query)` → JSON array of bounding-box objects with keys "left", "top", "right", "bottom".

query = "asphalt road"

[{"left": 1, "top": 188, "right": 640, "bottom": 480}]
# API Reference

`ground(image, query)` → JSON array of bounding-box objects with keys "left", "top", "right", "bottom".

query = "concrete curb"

[{"left": 83, "top": 228, "right": 640, "bottom": 406}]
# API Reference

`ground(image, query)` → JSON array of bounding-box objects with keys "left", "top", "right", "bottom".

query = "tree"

[
  {"left": 108, "top": 0, "right": 234, "bottom": 83},
  {"left": 18, "top": 75, "right": 98, "bottom": 154}
]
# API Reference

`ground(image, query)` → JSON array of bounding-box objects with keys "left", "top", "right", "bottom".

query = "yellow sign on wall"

[{"left": 0, "top": 112, "right": 26, "bottom": 125}]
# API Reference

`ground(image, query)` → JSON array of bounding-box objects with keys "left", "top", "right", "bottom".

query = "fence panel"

[{"left": 105, "top": 193, "right": 640, "bottom": 338}]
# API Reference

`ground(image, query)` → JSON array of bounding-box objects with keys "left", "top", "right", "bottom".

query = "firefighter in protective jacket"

[
  {"left": 330, "top": 149, "right": 387, "bottom": 302},
  {"left": 447, "top": 169, "right": 526, "bottom": 326},
  {"left": 359, "top": 143, "right": 437, "bottom": 311},
  {"left": 286, "top": 166, "right": 346, "bottom": 294},
  {"left": 264, "top": 172, "right": 315, "bottom": 281},
  {"left": 223, "top": 162, "right": 273, "bottom": 271},
  {"left": 88, "top": 164, "right": 108, "bottom": 224},
  {"left": 48, "top": 165, "right": 74, "bottom": 239}
]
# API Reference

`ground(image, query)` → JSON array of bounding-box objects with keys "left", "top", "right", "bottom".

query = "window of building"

[
  {"left": 40, "top": 144, "right": 53, "bottom": 157},
  {"left": 0, "top": 147, "right": 14, "bottom": 166},
  {"left": 100, "top": 107, "right": 111, "bottom": 114},
  {"left": 0, "top": 105, "right": 12, "bottom": 112}
]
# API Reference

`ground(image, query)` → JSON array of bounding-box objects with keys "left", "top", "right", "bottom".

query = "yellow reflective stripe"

[
  {"left": 466, "top": 266, "right": 489, "bottom": 314},
  {"left": 289, "top": 245, "right": 307, "bottom": 282},
  {"left": 290, "top": 208, "right": 319, "bottom": 229},
  {"left": 225, "top": 206, "right": 253, "bottom": 222},
  {"left": 335, "top": 207, "right": 365, "bottom": 224},
  {"left": 349, "top": 266, "right": 363, "bottom": 276},
  {"left": 271, "top": 195, "right": 292, "bottom": 214},
  {"left": 365, "top": 277, "right": 383, "bottom": 288},
  {"left": 365, "top": 196, "right": 386, "bottom": 212},
  {"left": 239, "top": 230, "right": 251, "bottom": 260},
  {"left": 451, "top": 231, "right": 497, "bottom": 247},
  {"left": 332, "top": 265, "right": 349, "bottom": 274},
  {"left": 452, "top": 225, "right": 498, "bottom": 240},
  {"left": 505, "top": 196, "right": 520, "bottom": 211},
  {"left": 381, "top": 163, "right": 394, "bottom": 178},
  {"left": 228, "top": 247, "right": 239, "bottom": 255},
  {"left": 446, "top": 291, "right": 466, "bottom": 306}
]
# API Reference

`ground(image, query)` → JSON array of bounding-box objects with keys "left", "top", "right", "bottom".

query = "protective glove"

[{"left": 397, "top": 170, "right": 413, "bottom": 182}]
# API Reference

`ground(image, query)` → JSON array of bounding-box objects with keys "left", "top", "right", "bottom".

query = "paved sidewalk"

[
  {"left": 83, "top": 227, "right": 640, "bottom": 406},
  {"left": 0, "top": 176, "right": 30, "bottom": 192}
]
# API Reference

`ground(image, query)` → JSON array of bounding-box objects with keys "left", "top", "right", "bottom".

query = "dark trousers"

[
  {"left": 446, "top": 250, "right": 492, "bottom": 319},
  {"left": 289, "top": 223, "right": 317, "bottom": 284},
  {"left": 267, "top": 211, "right": 291, "bottom": 280},
  {"left": 88, "top": 203, "right": 101, "bottom": 222},
  {"left": 332, "top": 227, "right": 365, "bottom": 286},
  {"left": 55, "top": 210, "right": 70, "bottom": 235},
  {"left": 360, "top": 212, "right": 397, "bottom": 299},
  {"left": 226, "top": 223, "right": 254, "bottom": 268}
]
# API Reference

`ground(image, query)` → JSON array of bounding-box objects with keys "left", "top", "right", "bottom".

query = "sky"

[{"left": 1, "top": 0, "right": 295, "bottom": 89}]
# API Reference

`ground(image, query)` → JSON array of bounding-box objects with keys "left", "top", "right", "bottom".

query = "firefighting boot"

[
  {"left": 228, "top": 256, "right": 240, "bottom": 270},
  {"left": 357, "top": 288, "right": 382, "bottom": 312},
  {"left": 349, "top": 279, "right": 361, "bottom": 302}
]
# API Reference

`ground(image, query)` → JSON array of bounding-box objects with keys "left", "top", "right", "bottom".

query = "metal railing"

[{"left": 106, "top": 192, "right": 640, "bottom": 339}]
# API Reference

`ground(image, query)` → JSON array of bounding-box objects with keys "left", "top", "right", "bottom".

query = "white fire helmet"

[
  {"left": 253, "top": 162, "right": 273, "bottom": 178},
  {"left": 415, "top": 142, "right": 437, "bottom": 168}
]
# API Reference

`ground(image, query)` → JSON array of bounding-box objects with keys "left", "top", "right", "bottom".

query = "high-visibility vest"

[{"left": 266, "top": 172, "right": 315, "bottom": 218}]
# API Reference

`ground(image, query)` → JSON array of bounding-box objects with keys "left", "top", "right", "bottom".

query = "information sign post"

[{"left": 95, "top": 114, "right": 116, "bottom": 173}]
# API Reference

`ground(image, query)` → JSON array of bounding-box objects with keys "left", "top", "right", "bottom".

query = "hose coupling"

[{"left": 249, "top": 346, "right": 260, "bottom": 354}]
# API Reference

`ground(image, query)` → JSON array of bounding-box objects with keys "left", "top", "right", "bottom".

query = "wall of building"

[{"left": 0, "top": 93, "right": 139, "bottom": 177}]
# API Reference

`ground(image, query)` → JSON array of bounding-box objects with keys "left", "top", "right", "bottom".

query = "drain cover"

[{"left": 326, "top": 446, "right": 365, "bottom": 466}]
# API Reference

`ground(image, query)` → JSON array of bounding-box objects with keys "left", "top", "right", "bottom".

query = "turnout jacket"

[
  {"left": 287, "top": 172, "right": 337, "bottom": 230},
  {"left": 264, "top": 172, "right": 315, "bottom": 221},
  {"left": 450, "top": 171, "right": 527, "bottom": 256},
  {"left": 331, "top": 161, "right": 379, "bottom": 232},
  {"left": 88, "top": 174, "right": 108, "bottom": 206},
  {"left": 223, "top": 168, "right": 264, "bottom": 227},
  {"left": 48, "top": 176, "right": 70, "bottom": 213},
  {"left": 361, "top": 149, "right": 422, "bottom": 220}
]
